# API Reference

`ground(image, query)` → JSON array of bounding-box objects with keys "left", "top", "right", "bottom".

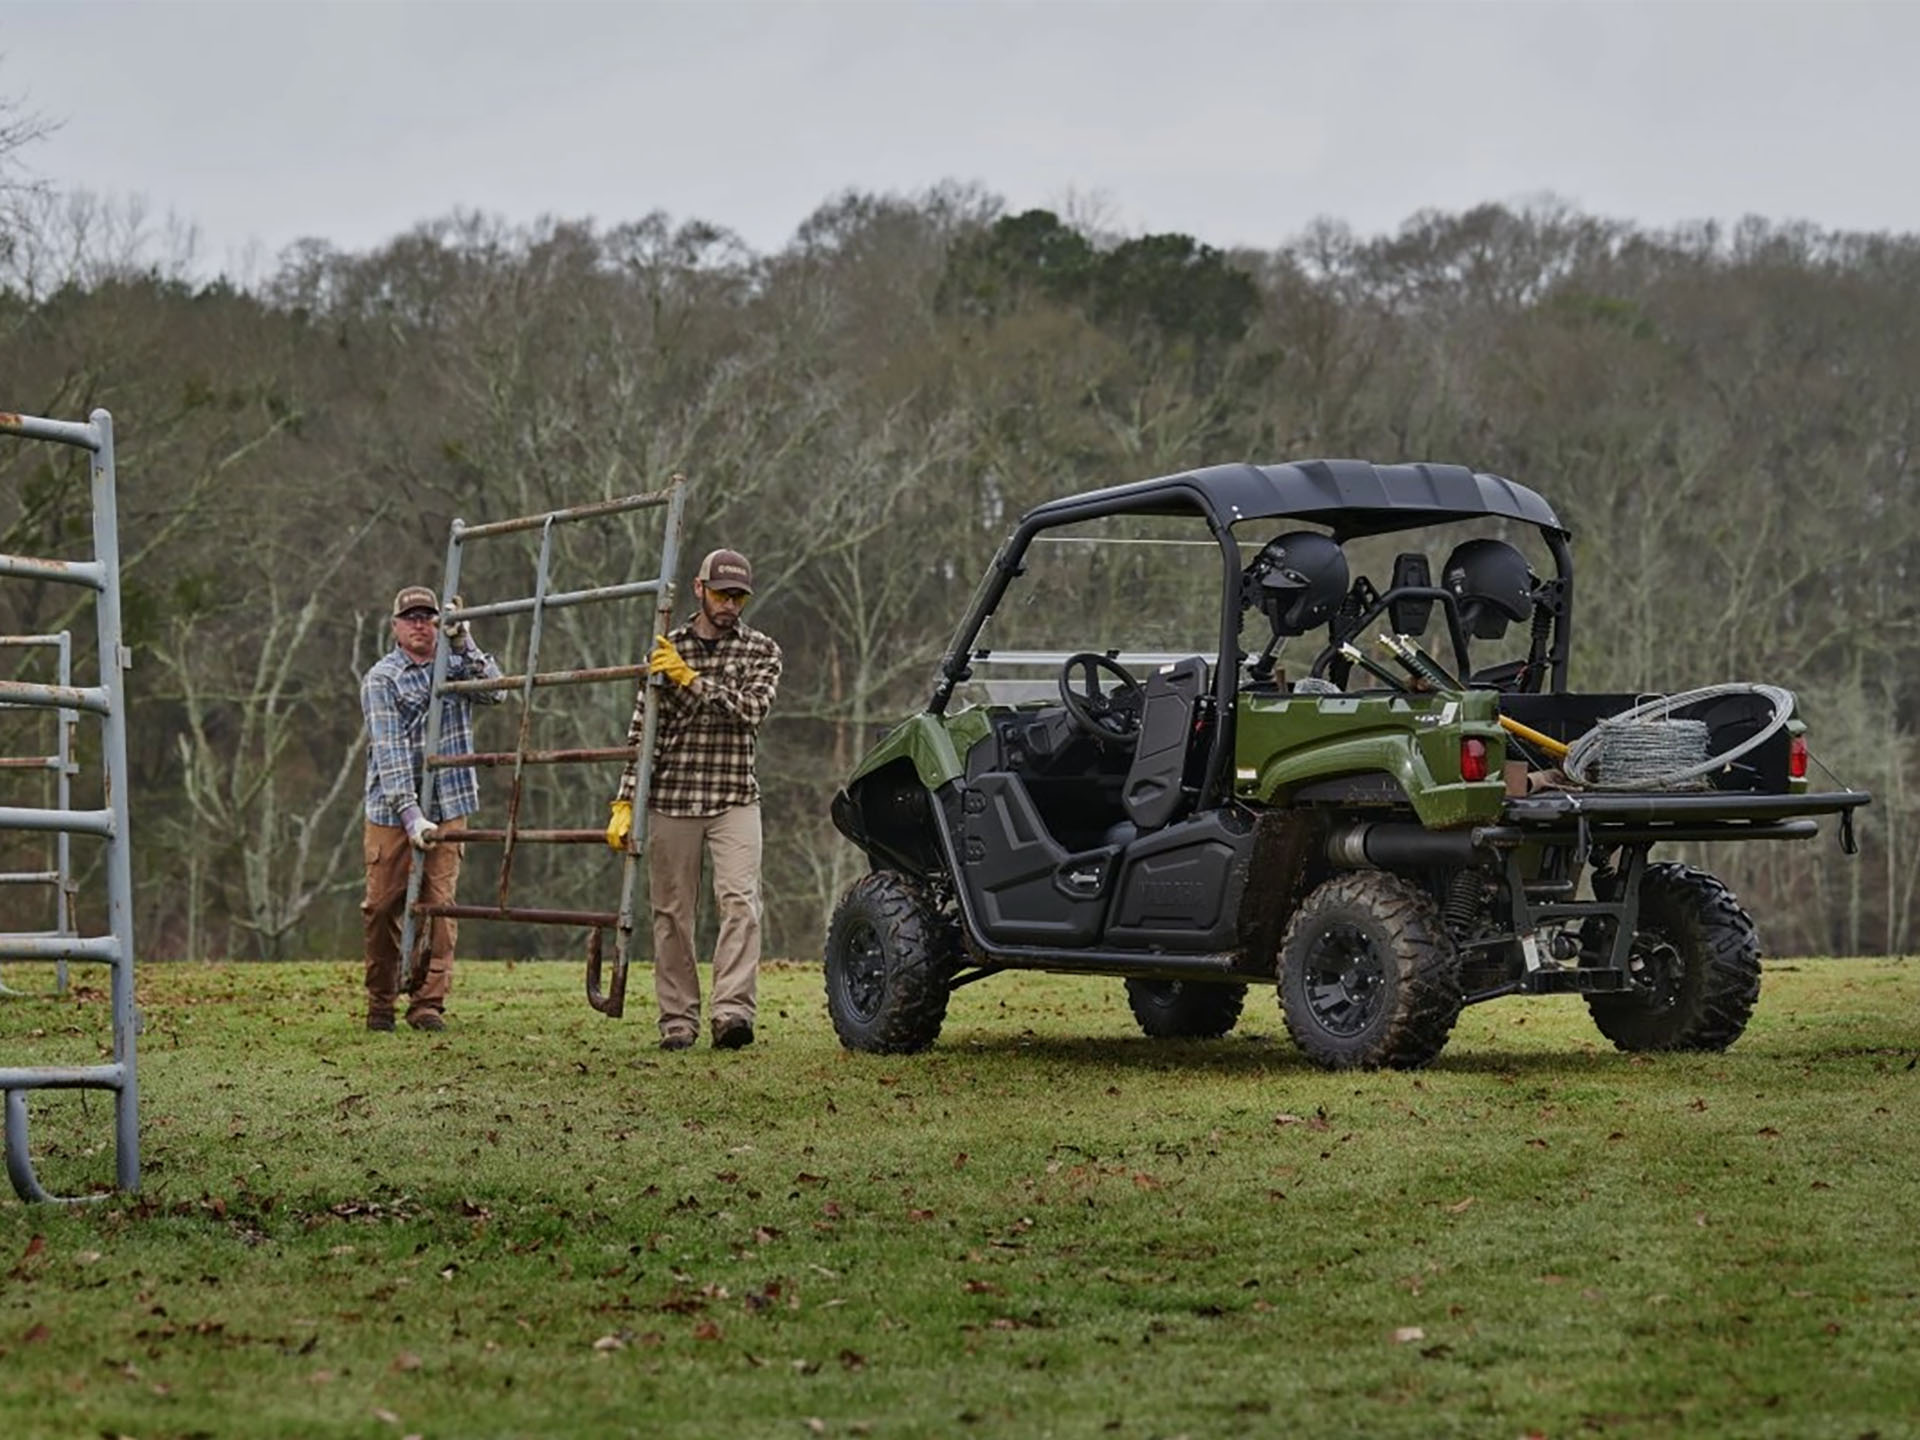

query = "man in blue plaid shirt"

[{"left": 360, "top": 585, "right": 503, "bottom": 1032}]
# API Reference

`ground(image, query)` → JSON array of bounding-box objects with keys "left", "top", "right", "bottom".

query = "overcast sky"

[{"left": 4, "top": 0, "right": 1916, "bottom": 278}]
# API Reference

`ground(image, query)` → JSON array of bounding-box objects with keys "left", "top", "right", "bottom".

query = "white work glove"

[
  {"left": 442, "top": 594, "right": 472, "bottom": 652},
  {"left": 400, "top": 804, "right": 439, "bottom": 850}
]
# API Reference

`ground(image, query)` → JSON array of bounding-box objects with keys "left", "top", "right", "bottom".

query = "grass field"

[{"left": 1, "top": 955, "right": 1917, "bottom": 1440}]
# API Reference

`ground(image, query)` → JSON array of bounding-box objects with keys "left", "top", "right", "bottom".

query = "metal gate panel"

[
  {"left": 398, "top": 480, "right": 687, "bottom": 1017},
  {"left": 0, "top": 409, "right": 138, "bottom": 1203},
  {"left": 0, "top": 631, "right": 77, "bottom": 997}
]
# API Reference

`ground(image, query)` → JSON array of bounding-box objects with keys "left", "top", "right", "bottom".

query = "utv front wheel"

[
  {"left": 1586, "top": 863, "right": 1760, "bottom": 1053},
  {"left": 824, "top": 871, "right": 957, "bottom": 1054},
  {"left": 1278, "top": 872, "right": 1462, "bottom": 1070},
  {"left": 1124, "top": 979, "right": 1246, "bottom": 1039}
]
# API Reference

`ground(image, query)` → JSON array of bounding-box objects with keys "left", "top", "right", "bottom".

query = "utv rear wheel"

[
  {"left": 824, "top": 870, "right": 957, "bottom": 1054},
  {"left": 1278, "top": 872, "right": 1462, "bottom": 1070},
  {"left": 1124, "top": 979, "right": 1246, "bottom": 1039},
  {"left": 1586, "top": 863, "right": 1760, "bottom": 1053}
]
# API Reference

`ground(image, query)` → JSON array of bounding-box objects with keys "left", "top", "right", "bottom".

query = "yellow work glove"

[
  {"left": 605, "top": 799, "right": 633, "bottom": 851},
  {"left": 650, "top": 634, "right": 697, "bottom": 688}
]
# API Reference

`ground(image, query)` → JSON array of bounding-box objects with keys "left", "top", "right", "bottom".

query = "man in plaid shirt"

[
  {"left": 360, "top": 585, "right": 503, "bottom": 1033},
  {"left": 607, "top": 548, "right": 782, "bottom": 1051}
]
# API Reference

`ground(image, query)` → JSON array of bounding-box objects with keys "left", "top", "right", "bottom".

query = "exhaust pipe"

[{"left": 1326, "top": 823, "right": 1485, "bottom": 869}]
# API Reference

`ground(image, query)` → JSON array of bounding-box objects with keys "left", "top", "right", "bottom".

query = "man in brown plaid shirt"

[{"left": 606, "top": 548, "right": 783, "bottom": 1051}]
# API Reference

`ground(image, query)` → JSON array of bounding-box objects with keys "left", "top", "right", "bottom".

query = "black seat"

[{"left": 1117, "top": 657, "right": 1209, "bottom": 834}]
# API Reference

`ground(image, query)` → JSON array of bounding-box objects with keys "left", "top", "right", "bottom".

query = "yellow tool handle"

[{"left": 1498, "top": 715, "right": 1570, "bottom": 761}]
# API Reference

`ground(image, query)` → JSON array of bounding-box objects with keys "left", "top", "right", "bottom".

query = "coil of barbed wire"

[{"left": 1562, "top": 684, "right": 1796, "bottom": 791}]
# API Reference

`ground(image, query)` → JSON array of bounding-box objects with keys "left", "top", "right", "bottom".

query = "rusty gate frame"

[
  {"left": 1, "top": 631, "right": 77, "bottom": 998},
  {"left": 0, "top": 408, "right": 139, "bottom": 1203},
  {"left": 398, "top": 479, "right": 687, "bottom": 1014}
]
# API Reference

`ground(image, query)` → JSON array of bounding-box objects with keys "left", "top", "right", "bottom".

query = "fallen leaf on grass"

[
  {"left": 392, "top": 1352, "right": 422, "bottom": 1372},
  {"left": 373, "top": 1408, "right": 401, "bottom": 1425},
  {"left": 693, "top": 1320, "right": 723, "bottom": 1342},
  {"left": 1391, "top": 1326, "right": 1425, "bottom": 1343},
  {"left": 592, "top": 1334, "right": 625, "bottom": 1352},
  {"left": 1446, "top": 1197, "right": 1475, "bottom": 1214},
  {"left": 908, "top": 1207, "right": 936, "bottom": 1221}
]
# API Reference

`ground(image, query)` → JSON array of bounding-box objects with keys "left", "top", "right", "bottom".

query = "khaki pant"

[
  {"left": 362, "top": 816, "right": 466, "bottom": 1021},
  {"left": 647, "top": 805, "right": 762, "bottom": 1041}
]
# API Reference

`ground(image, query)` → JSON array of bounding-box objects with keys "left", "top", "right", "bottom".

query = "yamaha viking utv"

[{"left": 822, "top": 461, "right": 1870, "bottom": 1069}]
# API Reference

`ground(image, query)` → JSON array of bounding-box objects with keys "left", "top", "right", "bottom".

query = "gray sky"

[{"left": 4, "top": 0, "right": 1917, "bottom": 276}]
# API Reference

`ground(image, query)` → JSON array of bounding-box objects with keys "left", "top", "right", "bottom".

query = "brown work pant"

[
  {"left": 362, "top": 816, "right": 466, "bottom": 1021},
  {"left": 647, "top": 804, "right": 762, "bottom": 1041}
]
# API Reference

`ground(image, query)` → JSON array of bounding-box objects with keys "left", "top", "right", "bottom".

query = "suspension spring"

[{"left": 1442, "top": 870, "right": 1486, "bottom": 935}]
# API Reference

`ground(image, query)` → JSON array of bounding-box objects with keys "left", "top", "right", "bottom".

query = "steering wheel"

[{"left": 1058, "top": 652, "right": 1144, "bottom": 747}]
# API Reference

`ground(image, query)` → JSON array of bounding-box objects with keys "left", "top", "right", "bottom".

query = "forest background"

[{"left": 2, "top": 100, "right": 1916, "bottom": 966}]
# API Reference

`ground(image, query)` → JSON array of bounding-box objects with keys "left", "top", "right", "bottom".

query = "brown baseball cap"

[
  {"left": 391, "top": 585, "right": 440, "bottom": 618},
  {"left": 696, "top": 549, "right": 754, "bottom": 594}
]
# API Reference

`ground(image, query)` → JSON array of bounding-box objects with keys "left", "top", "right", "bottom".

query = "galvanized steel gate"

[
  {"left": 0, "top": 409, "right": 139, "bottom": 1203},
  {"left": 1, "top": 630, "right": 77, "bottom": 998},
  {"left": 399, "top": 481, "right": 687, "bottom": 1014}
]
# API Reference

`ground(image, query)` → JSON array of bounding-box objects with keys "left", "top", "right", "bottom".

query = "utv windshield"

[{"left": 952, "top": 514, "right": 1225, "bottom": 708}]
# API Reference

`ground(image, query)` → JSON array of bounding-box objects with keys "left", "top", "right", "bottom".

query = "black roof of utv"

[{"left": 1020, "top": 459, "right": 1566, "bottom": 540}]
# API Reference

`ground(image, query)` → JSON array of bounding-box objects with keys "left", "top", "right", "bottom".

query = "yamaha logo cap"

[
  {"left": 696, "top": 549, "right": 754, "bottom": 594},
  {"left": 391, "top": 585, "right": 440, "bottom": 618}
]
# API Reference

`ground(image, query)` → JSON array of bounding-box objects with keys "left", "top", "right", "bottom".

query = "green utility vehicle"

[{"left": 823, "top": 461, "right": 1870, "bottom": 1068}]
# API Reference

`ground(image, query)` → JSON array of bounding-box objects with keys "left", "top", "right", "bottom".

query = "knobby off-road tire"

[
  {"left": 823, "top": 870, "right": 959, "bottom": 1054},
  {"left": 1124, "top": 979, "right": 1247, "bottom": 1039},
  {"left": 1586, "top": 862, "right": 1760, "bottom": 1053},
  {"left": 1278, "top": 871, "right": 1463, "bottom": 1070}
]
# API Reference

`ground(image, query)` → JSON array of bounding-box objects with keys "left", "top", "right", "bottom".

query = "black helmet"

[
  {"left": 1245, "top": 531, "right": 1349, "bottom": 637},
  {"left": 1440, "top": 538, "right": 1535, "bottom": 639}
]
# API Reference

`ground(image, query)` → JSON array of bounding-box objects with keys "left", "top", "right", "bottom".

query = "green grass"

[{"left": 2, "top": 956, "right": 1917, "bottom": 1439}]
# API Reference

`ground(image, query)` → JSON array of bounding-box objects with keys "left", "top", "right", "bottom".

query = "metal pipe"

[{"left": 441, "top": 663, "right": 649, "bottom": 695}]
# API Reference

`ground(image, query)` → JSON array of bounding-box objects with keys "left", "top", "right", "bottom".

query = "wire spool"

[
  {"left": 1563, "top": 684, "right": 1796, "bottom": 792},
  {"left": 1573, "top": 715, "right": 1711, "bottom": 789}
]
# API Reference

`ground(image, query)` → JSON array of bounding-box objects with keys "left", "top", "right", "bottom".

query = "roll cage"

[{"left": 927, "top": 460, "right": 1575, "bottom": 811}]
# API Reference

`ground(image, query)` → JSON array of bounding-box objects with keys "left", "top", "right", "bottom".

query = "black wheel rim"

[
  {"left": 1628, "top": 931, "right": 1683, "bottom": 1011},
  {"left": 1302, "top": 921, "right": 1386, "bottom": 1037},
  {"left": 841, "top": 917, "right": 888, "bottom": 1021}
]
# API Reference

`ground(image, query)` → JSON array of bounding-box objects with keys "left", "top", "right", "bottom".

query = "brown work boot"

[
  {"left": 406, "top": 1010, "right": 446, "bottom": 1033},
  {"left": 366, "top": 1010, "right": 395, "bottom": 1033},
  {"left": 658, "top": 1030, "right": 696, "bottom": 1052},
  {"left": 711, "top": 1017, "right": 754, "bottom": 1051}
]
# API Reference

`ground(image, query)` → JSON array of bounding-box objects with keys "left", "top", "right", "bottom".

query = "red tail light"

[
  {"left": 1461, "top": 737, "right": 1489, "bottom": 782},
  {"left": 1788, "top": 735, "right": 1808, "bottom": 780}
]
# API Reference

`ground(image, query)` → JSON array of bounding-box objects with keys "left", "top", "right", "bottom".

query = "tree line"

[{"left": 3, "top": 170, "right": 1917, "bottom": 961}]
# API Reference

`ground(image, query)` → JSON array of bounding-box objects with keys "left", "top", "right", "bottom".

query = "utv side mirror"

[{"left": 1387, "top": 553, "right": 1433, "bottom": 636}]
